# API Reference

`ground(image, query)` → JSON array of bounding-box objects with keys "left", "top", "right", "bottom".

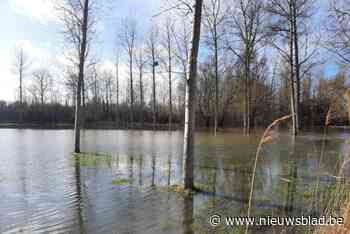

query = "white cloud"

[
  {"left": 0, "top": 54, "right": 17, "bottom": 101},
  {"left": 9, "top": 0, "right": 57, "bottom": 23},
  {"left": 99, "top": 60, "right": 115, "bottom": 72}
]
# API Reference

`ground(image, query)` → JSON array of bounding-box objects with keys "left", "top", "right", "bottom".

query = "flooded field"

[{"left": 0, "top": 128, "right": 349, "bottom": 233}]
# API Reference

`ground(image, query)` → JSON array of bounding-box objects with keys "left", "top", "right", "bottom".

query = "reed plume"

[{"left": 245, "top": 114, "right": 293, "bottom": 234}]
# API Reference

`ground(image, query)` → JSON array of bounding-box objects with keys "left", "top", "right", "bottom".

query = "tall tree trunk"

[
  {"left": 81, "top": 75, "right": 86, "bottom": 128},
  {"left": 40, "top": 79, "right": 44, "bottom": 106},
  {"left": 243, "top": 50, "right": 250, "bottom": 136},
  {"left": 247, "top": 54, "right": 251, "bottom": 135},
  {"left": 82, "top": 79, "right": 85, "bottom": 107},
  {"left": 168, "top": 40, "right": 173, "bottom": 132},
  {"left": 74, "top": 0, "right": 89, "bottom": 153},
  {"left": 115, "top": 59, "right": 119, "bottom": 125},
  {"left": 183, "top": 0, "right": 203, "bottom": 190},
  {"left": 243, "top": 70, "right": 247, "bottom": 135},
  {"left": 19, "top": 64, "right": 23, "bottom": 105},
  {"left": 289, "top": 0, "right": 297, "bottom": 136},
  {"left": 292, "top": 0, "right": 301, "bottom": 130},
  {"left": 139, "top": 65, "right": 144, "bottom": 127},
  {"left": 74, "top": 79, "right": 82, "bottom": 153},
  {"left": 130, "top": 58, "right": 134, "bottom": 128},
  {"left": 152, "top": 56, "right": 156, "bottom": 131},
  {"left": 19, "top": 58, "right": 23, "bottom": 123},
  {"left": 214, "top": 34, "right": 219, "bottom": 136}
]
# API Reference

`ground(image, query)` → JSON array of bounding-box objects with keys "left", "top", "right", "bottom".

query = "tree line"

[{"left": 4, "top": 0, "right": 350, "bottom": 137}]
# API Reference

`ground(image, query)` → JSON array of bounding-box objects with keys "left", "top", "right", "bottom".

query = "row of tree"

[{"left": 6, "top": 0, "right": 350, "bottom": 140}]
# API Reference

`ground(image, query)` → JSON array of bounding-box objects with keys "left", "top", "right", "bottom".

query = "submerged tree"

[
  {"left": 57, "top": 0, "right": 97, "bottom": 153},
  {"left": 183, "top": 0, "right": 204, "bottom": 189}
]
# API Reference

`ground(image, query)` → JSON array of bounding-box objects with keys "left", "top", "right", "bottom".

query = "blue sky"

[{"left": 0, "top": 0, "right": 162, "bottom": 101}]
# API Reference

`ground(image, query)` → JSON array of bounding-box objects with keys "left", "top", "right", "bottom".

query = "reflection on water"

[{"left": 0, "top": 128, "right": 349, "bottom": 233}]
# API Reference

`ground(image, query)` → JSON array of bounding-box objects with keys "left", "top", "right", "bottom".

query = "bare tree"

[
  {"left": 161, "top": 17, "right": 176, "bottom": 131},
  {"left": 183, "top": 0, "right": 204, "bottom": 189},
  {"left": 146, "top": 23, "right": 160, "bottom": 130},
  {"left": 12, "top": 46, "right": 31, "bottom": 105},
  {"left": 203, "top": 0, "right": 226, "bottom": 135},
  {"left": 57, "top": 0, "right": 97, "bottom": 152},
  {"left": 228, "top": 0, "right": 265, "bottom": 135},
  {"left": 173, "top": 20, "right": 191, "bottom": 120},
  {"left": 120, "top": 18, "right": 137, "bottom": 127},
  {"left": 135, "top": 45, "right": 146, "bottom": 127},
  {"left": 114, "top": 51, "right": 120, "bottom": 124},
  {"left": 174, "top": 20, "right": 191, "bottom": 79},
  {"left": 266, "top": 0, "right": 314, "bottom": 135},
  {"left": 32, "top": 68, "right": 52, "bottom": 105},
  {"left": 327, "top": 0, "right": 350, "bottom": 64}
]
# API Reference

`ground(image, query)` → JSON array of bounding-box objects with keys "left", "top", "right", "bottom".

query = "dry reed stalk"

[
  {"left": 313, "top": 106, "right": 332, "bottom": 214},
  {"left": 316, "top": 94, "right": 350, "bottom": 234},
  {"left": 245, "top": 114, "right": 293, "bottom": 234}
]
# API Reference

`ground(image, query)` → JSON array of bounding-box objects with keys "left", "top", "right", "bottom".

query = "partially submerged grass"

[
  {"left": 112, "top": 178, "right": 132, "bottom": 185},
  {"left": 73, "top": 152, "right": 113, "bottom": 166}
]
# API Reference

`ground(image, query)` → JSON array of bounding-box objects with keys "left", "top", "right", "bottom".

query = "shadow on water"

[
  {"left": 0, "top": 128, "right": 350, "bottom": 233},
  {"left": 74, "top": 156, "right": 85, "bottom": 234}
]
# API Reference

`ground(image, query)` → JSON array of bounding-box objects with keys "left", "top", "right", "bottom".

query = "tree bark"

[
  {"left": 183, "top": 0, "right": 203, "bottom": 190},
  {"left": 168, "top": 35, "right": 173, "bottom": 132},
  {"left": 115, "top": 57, "right": 119, "bottom": 125},
  {"left": 139, "top": 62, "right": 144, "bottom": 127},
  {"left": 292, "top": 0, "right": 301, "bottom": 130},
  {"left": 152, "top": 53, "right": 156, "bottom": 131},
  {"left": 19, "top": 51, "right": 24, "bottom": 123},
  {"left": 74, "top": 0, "right": 89, "bottom": 153},
  {"left": 214, "top": 33, "right": 219, "bottom": 136},
  {"left": 19, "top": 58, "right": 23, "bottom": 105},
  {"left": 130, "top": 56, "right": 134, "bottom": 128},
  {"left": 289, "top": 0, "right": 297, "bottom": 136}
]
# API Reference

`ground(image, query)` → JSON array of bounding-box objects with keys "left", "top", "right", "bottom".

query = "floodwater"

[{"left": 0, "top": 128, "right": 349, "bottom": 233}]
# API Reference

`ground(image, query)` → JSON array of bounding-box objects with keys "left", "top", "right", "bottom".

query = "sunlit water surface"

[{"left": 0, "top": 128, "right": 349, "bottom": 233}]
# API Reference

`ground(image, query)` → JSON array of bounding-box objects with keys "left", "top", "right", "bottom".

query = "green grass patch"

[
  {"left": 112, "top": 178, "right": 132, "bottom": 185},
  {"left": 73, "top": 152, "right": 113, "bottom": 166}
]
